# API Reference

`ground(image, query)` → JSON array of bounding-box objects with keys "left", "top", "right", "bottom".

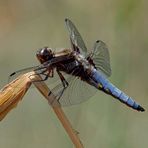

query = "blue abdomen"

[{"left": 91, "top": 69, "right": 145, "bottom": 112}]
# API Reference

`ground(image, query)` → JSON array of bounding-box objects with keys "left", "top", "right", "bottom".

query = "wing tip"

[
  {"left": 10, "top": 72, "right": 16, "bottom": 77},
  {"left": 96, "top": 40, "right": 106, "bottom": 45},
  {"left": 65, "top": 18, "right": 69, "bottom": 22},
  {"left": 96, "top": 40, "right": 101, "bottom": 43}
]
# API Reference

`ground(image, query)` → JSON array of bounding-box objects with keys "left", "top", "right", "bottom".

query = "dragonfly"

[{"left": 9, "top": 18, "right": 145, "bottom": 112}]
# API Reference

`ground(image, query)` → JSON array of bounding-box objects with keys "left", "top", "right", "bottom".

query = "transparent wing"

[
  {"left": 8, "top": 65, "right": 41, "bottom": 82},
  {"left": 8, "top": 64, "right": 64, "bottom": 94},
  {"left": 8, "top": 64, "right": 97, "bottom": 107},
  {"left": 49, "top": 70, "right": 97, "bottom": 107},
  {"left": 65, "top": 18, "right": 88, "bottom": 56},
  {"left": 8, "top": 56, "right": 68, "bottom": 83},
  {"left": 8, "top": 67, "right": 62, "bottom": 91},
  {"left": 90, "top": 40, "right": 112, "bottom": 77}
]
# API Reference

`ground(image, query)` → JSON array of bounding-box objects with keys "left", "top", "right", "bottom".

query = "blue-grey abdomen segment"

[
  {"left": 91, "top": 69, "right": 145, "bottom": 112},
  {"left": 103, "top": 82, "right": 140, "bottom": 110}
]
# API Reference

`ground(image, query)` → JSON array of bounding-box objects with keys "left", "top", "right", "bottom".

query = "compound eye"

[
  {"left": 36, "top": 47, "right": 53, "bottom": 63},
  {"left": 40, "top": 47, "right": 47, "bottom": 55}
]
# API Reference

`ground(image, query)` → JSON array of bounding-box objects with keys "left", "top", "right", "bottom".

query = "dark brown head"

[{"left": 36, "top": 47, "right": 54, "bottom": 64}]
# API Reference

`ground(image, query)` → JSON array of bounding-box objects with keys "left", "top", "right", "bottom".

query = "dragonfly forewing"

[{"left": 65, "top": 18, "right": 88, "bottom": 56}]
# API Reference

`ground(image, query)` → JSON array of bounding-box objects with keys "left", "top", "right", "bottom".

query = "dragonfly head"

[{"left": 36, "top": 47, "right": 54, "bottom": 64}]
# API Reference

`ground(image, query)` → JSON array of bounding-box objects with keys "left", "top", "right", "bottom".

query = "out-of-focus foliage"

[{"left": 0, "top": 0, "right": 147, "bottom": 148}]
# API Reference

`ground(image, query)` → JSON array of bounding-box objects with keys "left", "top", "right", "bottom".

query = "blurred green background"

[{"left": 0, "top": 0, "right": 147, "bottom": 148}]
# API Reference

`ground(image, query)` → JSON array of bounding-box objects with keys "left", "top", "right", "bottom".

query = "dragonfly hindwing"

[{"left": 91, "top": 40, "right": 112, "bottom": 77}]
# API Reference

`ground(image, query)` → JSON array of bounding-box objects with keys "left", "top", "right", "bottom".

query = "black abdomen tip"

[{"left": 137, "top": 105, "right": 145, "bottom": 112}]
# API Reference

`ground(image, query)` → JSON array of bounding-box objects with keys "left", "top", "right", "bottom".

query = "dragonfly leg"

[
  {"left": 55, "top": 69, "right": 69, "bottom": 102},
  {"left": 56, "top": 69, "right": 69, "bottom": 87},
  {"left": 35, "top": 69, "right": 54, "bottom": 81},
  {"left": 29, "top": 69, "right": 49, "bottom": 82},
  {"left": 56, "top": 87, "right": 66, "bottom": 103},
  {"left": 48, "top": 69, "right": 54, "bottom": 78}
]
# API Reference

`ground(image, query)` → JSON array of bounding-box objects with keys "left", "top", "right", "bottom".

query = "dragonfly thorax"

[
  {"left": 74, "top": 52, "right": 94, "bottom": 73},
  {"left": 36, "top": 47, "right": 54, "bottom": 64}
]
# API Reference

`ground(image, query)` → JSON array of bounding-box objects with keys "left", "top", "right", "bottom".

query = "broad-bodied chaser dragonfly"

[{"left": 9, "top": 18, "right": 145, "bottom": 112}]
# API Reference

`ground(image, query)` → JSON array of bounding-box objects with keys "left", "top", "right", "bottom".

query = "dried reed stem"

[
  {"left": 31, "top": 72, "right": 84, "bottom": 148},
  {"left": 0, "top": 73, "right": 32, "bottom": 121},
  {"left": 0, "top": 72, "right": 84, "bottom": 148}
]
